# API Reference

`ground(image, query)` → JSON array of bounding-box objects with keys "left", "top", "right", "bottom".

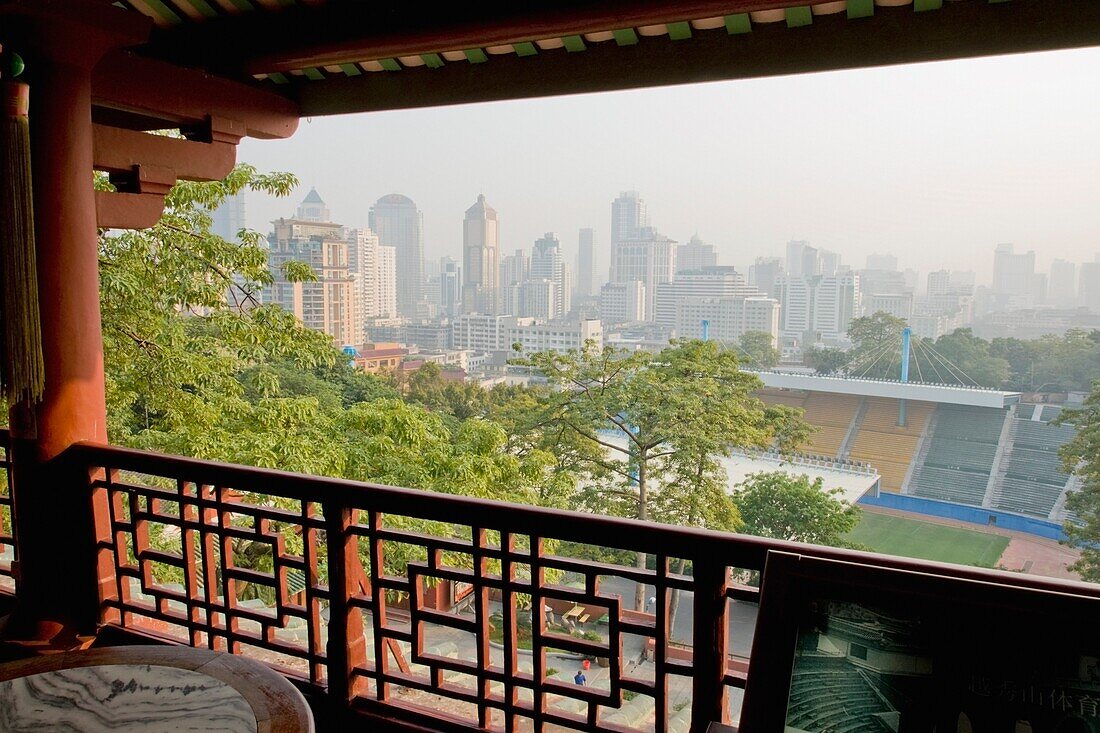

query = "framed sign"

[{"left": 740, "top": 551, "right": 1100, "bottom": 733}]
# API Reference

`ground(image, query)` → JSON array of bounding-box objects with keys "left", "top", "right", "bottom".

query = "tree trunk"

[
  {"left": 634, "top": 453, "right": 648, "bottom": 611},
  {"left": 667, "top": 556, "right": 689, "bottom": 642}
]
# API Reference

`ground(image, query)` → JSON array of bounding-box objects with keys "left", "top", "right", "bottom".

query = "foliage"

[
  {"left": 1058, "top": 389, "right": 1100, "bottom": 581},
  {"left": 991, "top": 329, "right": 1100, "bottom": 393},
  {"left": 804, "top": 346, "right": 849, "bottom": 375},
  {"left": 733, "top": 471, "right": 861, "bottom": 547},
  {"left": 845, "top": 312, "right": 909, "bottom": 380},
  {"left": 736, "top": 331, "right": 780, "bottom": 369},
  {"left": 514, "top": 339, "right": 810, "bottom": 608}
]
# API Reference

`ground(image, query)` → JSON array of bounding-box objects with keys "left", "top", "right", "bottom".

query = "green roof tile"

[
  {"left": 847, "top": 0, "right": 875, "bottom": 18},
  {"left": 667, "top": 21, "right": 692, "bottom": 40},
  {"left": 562, "top": 35, "right": 587, "bottom": 52},
  {"left": 613, "top": 28, "right": 639, "bottom": 46},
  {"left": 379, "top": 58, "right": 402, "bottom": 71},
  {"left": 464, "top": 48, "right": 489, "bottom": 63},
  {"left": 514, "top": 42, "right": 538, "bottom": 57},
  {"left": 785, "top": 6, "right": 813, "bottom": 27},
  {"left": 421, "top": 53, "right": 445, "bottom": 68},
  {"left": 725, "top": 14, "right": 752, "bottom": 34}
]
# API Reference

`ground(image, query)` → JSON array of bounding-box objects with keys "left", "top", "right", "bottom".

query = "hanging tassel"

[{"left": 0, "top": 55, "right": 45, "bottom": 406}]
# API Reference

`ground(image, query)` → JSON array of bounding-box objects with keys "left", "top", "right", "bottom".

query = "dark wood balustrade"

[{"left": 2, "top": 429, "right": 1097, "bottom": 733}]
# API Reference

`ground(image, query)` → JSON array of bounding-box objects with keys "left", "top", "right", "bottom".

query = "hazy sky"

[{"left": 239, "top": 47, "right": 1100, "bottom": 285}]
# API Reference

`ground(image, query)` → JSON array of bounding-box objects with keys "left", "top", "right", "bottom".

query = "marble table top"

[{"left": 0, "top": 663, "right": 257, "bottom": 733}]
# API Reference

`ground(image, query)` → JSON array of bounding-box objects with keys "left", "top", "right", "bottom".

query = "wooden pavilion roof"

[{"left": 107, "top": 0, "right": 1100, "bottom": 118}]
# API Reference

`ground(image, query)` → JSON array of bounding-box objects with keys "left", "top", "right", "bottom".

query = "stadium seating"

[
  {"left": 908, "top": 405, "right": 1006, "bottom": 507},
  {"left": 988, "top": 418, "right": 1076, "bottom": 518},
  {"left": 785, "top": 660, "right": 891, "bottom": 733},
  {"left": 848, "top": 399, "right": 934, "bottom": 492},
  {"left": 800, "top": 394, "right": 863, "bottom": 458}
]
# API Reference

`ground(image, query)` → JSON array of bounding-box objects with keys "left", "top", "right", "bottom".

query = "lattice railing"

[
  {"left": 70, "top": 441, "right": 1021, "bottom": 733},
  {"left": 0, "top": 427, "right": 16, "bottom": 595}
]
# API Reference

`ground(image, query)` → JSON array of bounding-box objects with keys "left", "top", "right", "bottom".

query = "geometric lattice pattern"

[
  {"left": 0, "top": 428, "right": 15, "bottom": 595},
  {"left": 84, "top": 447, "right": 754, "bottom": 733}
]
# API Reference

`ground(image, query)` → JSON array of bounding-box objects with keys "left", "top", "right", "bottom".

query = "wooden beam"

[
  {"left": 92, "top": 50, "right": 299, "bottom": 140},
  {"left": 142, "top": 0, "right": 815, "bottom": 76},
  {"left": 93, "top": 125, "right": 236, "bottom": 182},
  {"left": 291, "top": 0, "right": 1100, "bottom": 117},
  {"left": 95, "top": 190, "right": 166, "bottom": 230}
]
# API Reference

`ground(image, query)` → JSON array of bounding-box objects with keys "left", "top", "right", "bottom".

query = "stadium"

[{"left": 736, "top": 364, "right": 1080, "bottom": 573}]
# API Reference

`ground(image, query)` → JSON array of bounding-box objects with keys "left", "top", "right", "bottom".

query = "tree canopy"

[{"left": 733, "top": 471, "right": 861, "bottom": 547}]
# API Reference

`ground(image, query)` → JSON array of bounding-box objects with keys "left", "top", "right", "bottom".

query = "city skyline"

[{"left": 239, "top": 47, "right": 1100, "bottom": 282}]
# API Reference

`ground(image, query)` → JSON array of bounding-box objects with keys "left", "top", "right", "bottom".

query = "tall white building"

[
  {"left": 674, "top": 296, "right": 780, "bottom": 345},
  {"left": 863, "top": 292, "right": 913, "bottom": 322},
  {"left": 1080, "top": 257, "right": 1100, "bottom": 312},
  {"left": 749, "top": 257, "right": 783, "bottom": 299},
  {"left": 440, "top": 257, "right": 461, "bottom": 316},
  {"left": 785, "top": 240, "right": 819, "bottom": 278},
  {"left": 347, "top": 227, "right": 397, "bottom": 327},
  {"left": 518, "top": 279, "right": 558, "bottom": 320},
  {"left": 652, "top": 267, "right": 760, "bottom": 329},
  {"left": 600, "top": 281, "right": 646, "bottom": 325},
  {"left": 452, "top": 313, "right": 515, "bottom": 352},
  {"left": 777, "top": 273, "right": 861, "bottom": 344},
  {"left": 992, "top": 243, "right": 1037, "bottom": 298},
  {"left": 1049, "top": 259, "right": 1077, "bottom": 308},
  {"left": 369, "top": 194, "right": 424, "bottom": 319},
  {"left": 612, "top": 228, "right": 676, "bottom": 321},
  {"left": 463, "top": 194, "right": 500, "bottom": 314}
]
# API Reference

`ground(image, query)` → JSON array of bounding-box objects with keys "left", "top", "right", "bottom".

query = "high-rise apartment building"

[
  {"left": 211, "top": 192, "right": 246, "bottom": 243},
  {"left": 612, "top": 228, "right": 676, "bottom": 321},
  {"left": 576, "top": 228, "right": 596, "bottom": 298},
  {"left": 518, "top": 279, "right": 558, "bottom": 320},
  {"left": 265, "top": 193, "right": 356, "bottom": 345},
  {"left": 673, "top": 296, "right": 780, "bottom": 345},
  {"left": 530, "top": 232, "right": 570, "bottom": 319},
  {"left": 346, "top": 227, "right": 397, "bottom": 326},
  {"left": 785, "top": 240, "right": 820, "bottom": 278},
  {"left": 610, "top": 191, "right": 647, "bottom": 282},
  {"left": 462, "top": 194, "right": 500, "bottom": 314},
  {"left": 676, "top": 234, "right": 718, "bottom": 274},
  {"left": 369, "top": 194, "right": 424, "bottom": 319},
  {"left": 1080, "top": 257, "right": 1100, "bottom": 312}
]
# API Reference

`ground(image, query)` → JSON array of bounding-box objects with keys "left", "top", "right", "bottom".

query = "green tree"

[
  {"left": 804, "top": 346, "right": 849, "bottom": 375},
  {"left": 1058, "top": 389, "right": 1100, "bottom": 581},
  {"left": 516, "top": 339, "right": 810, "bottom": 609},
  {"left": 737, "top": 331, "right": 780, "bottom": 369},
  {"left": 845, "top": 312, "right": 908, "bottom": 380},
  {"left": 733, "top": 471, "right": 861, "bottom": 547},
  {"left": 923, "top": 329, "right": 1008, "bottom": 388}
]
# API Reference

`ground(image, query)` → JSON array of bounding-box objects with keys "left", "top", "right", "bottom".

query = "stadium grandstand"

[{"left": 746, "top": 329, "right": 1081, "bottom": 540}]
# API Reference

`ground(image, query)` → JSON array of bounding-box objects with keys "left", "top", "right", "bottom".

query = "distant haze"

[{"left": 239, "top": 46, "right": 1100, "bottom": 284}]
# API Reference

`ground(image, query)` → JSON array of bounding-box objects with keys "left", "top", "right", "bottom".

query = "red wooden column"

[{"left": 2, "top": 4, "right": 148, "bottom": 640}]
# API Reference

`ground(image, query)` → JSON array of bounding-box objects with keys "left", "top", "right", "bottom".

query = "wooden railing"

[
  {"left": 0, "top": 427, "right": 16, "bottom": 595},
  {"left": 63, "top": 441, "right": 1093, "bottom": 733}
]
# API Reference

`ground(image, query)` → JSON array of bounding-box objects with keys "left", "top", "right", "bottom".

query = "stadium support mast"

[
  {"left": 899, "top": 327, "right": 912, "bottom": 426},
  {"left": 702, "top": 319, "right": 709, "bottom": 342}
]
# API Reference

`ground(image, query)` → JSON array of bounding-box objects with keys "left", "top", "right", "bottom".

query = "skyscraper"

[
  {"left": 776, "top": 273, "right": 861, "bottom": 345},
  {"left": 992, "top": 243, "right": 1036, "bottom": 297},
  {"left": 347, "top": 227, "right": 397, "bottom": 325},
  {"left": 1049, "top": 259, "right": 1077, "bottom": 307},
  {"left": 462, "top": 194, "right": 500, "bottom": 314},
  {"left": 576, "top": 228, "right": 595, "bottom": 298},
  {"left": 531, "top": 232, "right": 570, "bottom": 319},
  {"left": 676, "top": 234, "right": 718, "bottom": 274},
  {"left": 211, "top": 192, "right": 245, "bottom": 243},
  {"left": 785, "top": 240, "right": 819, "bottom": 278},
  {"left": 749, "top": 257, "right": 783, "bottom": 299},
  {"left": 369, "top": 194, "right": 424, "bottom": 318},
  {"left": 296, "top": 187, "right": 329, "bottom": 222},
  {"left": 440, "top": 257, "right": 461, "bottom": 316},
  {"left": 610, "top": 191, "right": 647, "bottom": 282}
]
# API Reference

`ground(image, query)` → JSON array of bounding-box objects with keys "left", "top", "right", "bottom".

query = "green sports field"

[{"left": 845, "top": 512, "right": 1010, "bottom": 568}]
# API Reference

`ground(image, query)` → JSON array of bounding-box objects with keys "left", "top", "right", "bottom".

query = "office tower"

[
  {"left": 777, "top": 273, "right": 861, "bottom": 344},
  {"left": 211, "top": 192, "right": 245, "bottom": 243},
  {"left": 518, "top": 279, "right": 557, "bottom": 320},
  {"left": 1049, "top": 259, "right": 1077, "bottom": 307},
  {"left": 819, "top": 249, "right": 842, "bottom": 276},
  {"left": 530, "top": 232, "right": 570, "bottom": 319},
  {"left": 499, "top": 249, "right": 528, "bottom": 316},
  {"left": 785, "top": 240, "right": 822, "bottom": 278},
  {"left": 369, "top": 194, "right": 424, "bottom": 318},
  {"left": 576, "top": 228, "right": 596, "bottom": 298},
  {"left": 265, "top": 191, "right": 356, "bottom": 345},
  {"left": 612, "top": 228, "right": 676, "bottom": 321},
  {"left": 347, "top": 227, "right": 397, "bottom": 327},
  {"left": 440, "top": 257, "right": 461, "bottom": 316},
  {"left": 749, "top": 257, "right": 783, "bottom": 299},
  {"left": 610, "top": 191, "right": 647, "bottom": 282},
  {"left": 992, "top": 243, "right": 1037, "bottom": 297},
  {"left": 864, "top": 292, "right": 913, "bottom": 322},
  {"left": 462, "top": 194, "right": 500, "bottom": 314},
  {"left": 927, "top": 270, "right": 951, "bottom": 296},
  {"left": 600, "top": 281, "right": 646, "bottom": 325},
  {"left": 673, "top": 296, "right": 780, "bottom": 345},
  {"left": 866, "top": 253, "right": 898, "bottom": 272},
  {"left": 676, "top": 234, "right": 718, "bottom": 274}
]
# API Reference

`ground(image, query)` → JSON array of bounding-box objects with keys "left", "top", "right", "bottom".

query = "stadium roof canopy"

[{"left": 753, "top": 371, "right": 1022, "bottom": 408}]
